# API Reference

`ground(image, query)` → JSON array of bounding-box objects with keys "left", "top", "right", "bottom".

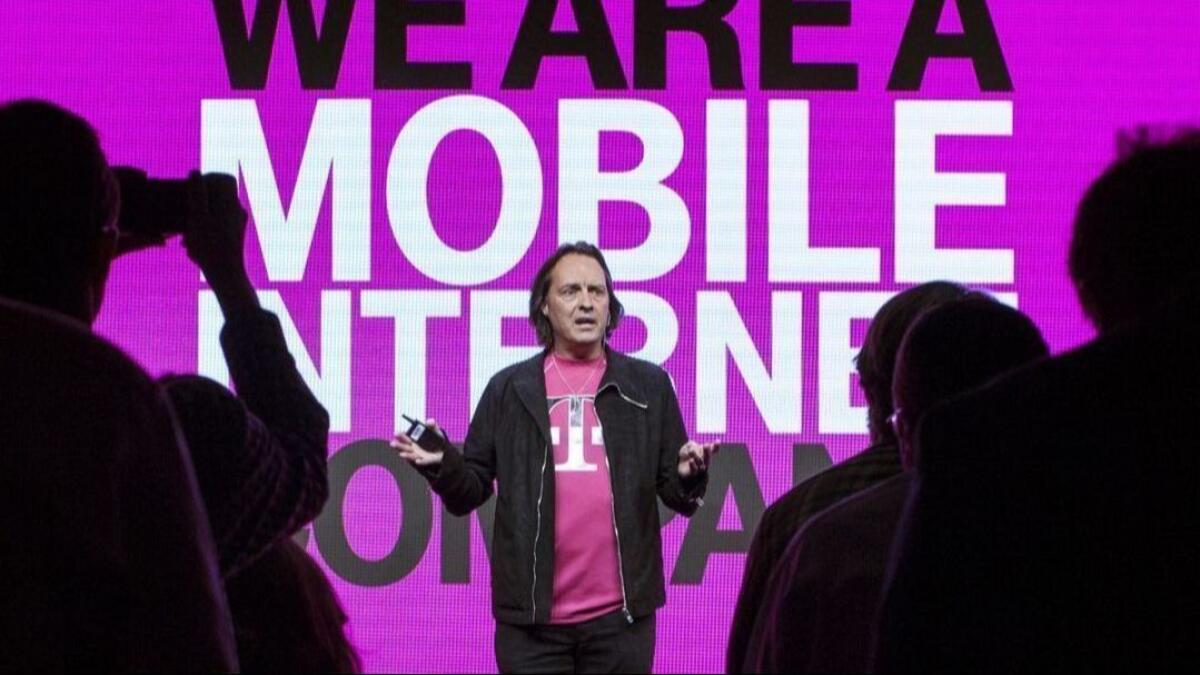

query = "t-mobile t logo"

[{"left": 548, "top": 395, "right": 603, "bottom": 472}]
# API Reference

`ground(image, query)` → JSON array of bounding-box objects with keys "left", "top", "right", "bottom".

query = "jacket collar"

[
  {"left": 511, "top": 344, "right": 649, "bottom": 441},
  {"left": 512, "top": 353, "right": 551, "bottom": 444},
  {"left": 596, "top": 345, "right": 649, "bottom": 407}
]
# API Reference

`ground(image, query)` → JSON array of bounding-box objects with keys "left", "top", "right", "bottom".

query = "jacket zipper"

[
  {"left": 603, "top": 448, "right": 634, "bottom": 624},
  {"left": 531, "top": 441, "right": 549, "bottom": 623},
  {"left": 597, "top": 382, "right": 639, "bottom": 623}
]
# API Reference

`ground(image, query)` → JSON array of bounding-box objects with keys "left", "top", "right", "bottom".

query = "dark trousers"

[{"left": 495, "top": 610, "right": 656, "bottom": 674}]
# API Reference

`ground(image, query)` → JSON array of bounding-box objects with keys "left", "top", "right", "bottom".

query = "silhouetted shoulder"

[
  {"left": 786, "top": 472, "right": 913, "bottom": 587},
  {"left": 764, "top": 442, "right": 902, "bottom": 531},
  {"left": 0, "top": 297, "right": 177, "bottom": 491},
  {"left": 0, "top": 297, "right": 234, "bottom": 671},
  {"left": 917, "top": 315, "right": 1197, "bottom": 472},
  {"left": 160, "top": 374, "right": 247, "bottom": 433},
  {"left": 0, "top": 297, "right": 158, "bottom": 398},
  {"left": 809, "top": 472, "right": 912, "bottom": 540},
  {"left": 158, "top": 373, "right": 250, "bottom": 507}
]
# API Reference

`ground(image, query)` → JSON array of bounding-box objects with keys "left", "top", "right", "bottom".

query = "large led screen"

[{"left": 3, "top": 1, "right": 1199, "bottom": 672}]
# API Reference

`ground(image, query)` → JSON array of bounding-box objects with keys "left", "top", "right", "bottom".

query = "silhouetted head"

[
  {"left": 856, "top": 282, "right": 971, "bottom": 445},
  {"left": 891, "top": 296, "right": 1049, "bottom": 468},
  {"left": 1070, "top": 131, "right": 1200, "bottom": 333},
  {"left": 225, "top": 538, "right": 361, "bottom": 674},
  {"left": 0, "top": 100, "right": 118, "bottom": 324},
  {"left": 529, "top": 242, "right": 624, "bottom": 352}
]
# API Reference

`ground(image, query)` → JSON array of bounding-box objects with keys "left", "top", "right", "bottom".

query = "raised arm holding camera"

[{"left": 119, "top": 169, "right": 332, "bottom": 579}]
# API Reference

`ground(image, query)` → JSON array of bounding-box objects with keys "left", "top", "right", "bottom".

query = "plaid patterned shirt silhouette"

[{"left": 163, "top": 308, "right": 330, "bottom": 579}]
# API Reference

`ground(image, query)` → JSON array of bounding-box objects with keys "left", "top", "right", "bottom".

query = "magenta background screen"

[{"left": 3, "top": 1, "right": 1199, "bottom": 672}]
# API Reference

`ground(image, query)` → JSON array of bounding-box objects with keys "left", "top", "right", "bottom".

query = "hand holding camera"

[{"left": 113, "top": 167, "right": 257, "bottom": 313}]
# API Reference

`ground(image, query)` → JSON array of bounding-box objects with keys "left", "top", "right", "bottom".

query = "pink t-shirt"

[{"left": 544, "top": 354, "right": 625, "bottom": 624}]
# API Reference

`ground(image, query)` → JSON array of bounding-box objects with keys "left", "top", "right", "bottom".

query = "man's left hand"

[
  {"left": 181, "top": 172, "right": 258, "bottom": 314},
  {"left": 678, "top": 441, "right": 719, "bottom": 479}
]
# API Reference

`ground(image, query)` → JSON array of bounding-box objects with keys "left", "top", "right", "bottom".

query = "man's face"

[{"left": 542, "top": 253, "right": 610, "bottom": 354}]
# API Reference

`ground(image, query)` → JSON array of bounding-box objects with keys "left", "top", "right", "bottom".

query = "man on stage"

[{"left": 393, "top": 242, "right": 717, "bottom": 674}]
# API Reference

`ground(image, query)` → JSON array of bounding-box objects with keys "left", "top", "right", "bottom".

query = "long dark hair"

[{"left": 528, "top": 242, "right": 624, "bottom": 348}]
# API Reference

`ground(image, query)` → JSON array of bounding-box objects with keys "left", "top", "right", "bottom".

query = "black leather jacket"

[{"left": 425, "top": 347, "right": 706, "bottom": 626}]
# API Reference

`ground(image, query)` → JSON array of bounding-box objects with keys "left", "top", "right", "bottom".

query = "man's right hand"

[
  {"left": 391, "top": 419, "right": 446, "bottom": 468},
  {"left": 182, "top": 171, "right": 259, "bottom": 315}
]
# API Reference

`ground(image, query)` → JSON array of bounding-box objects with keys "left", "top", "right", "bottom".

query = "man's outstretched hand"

[
  {"left": 391, "top": 419, "right": 446, "bottom": 468},
  {"left": 678, "top": 441, "right": 719, "bottom": 479}
]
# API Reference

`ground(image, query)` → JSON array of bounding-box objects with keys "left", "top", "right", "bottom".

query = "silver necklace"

[{"left": 550, "top": 354, "right": 606, "bottom": 396}]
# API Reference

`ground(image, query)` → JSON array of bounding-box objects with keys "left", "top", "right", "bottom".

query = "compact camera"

[{"left": 111, "top": 167, "right": 192, "bottom": 237}]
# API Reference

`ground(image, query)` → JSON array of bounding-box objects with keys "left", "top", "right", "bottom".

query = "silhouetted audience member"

[
  {"left": 875, "top": 133, "right": 1200, "bottom": 672},
  {"left": 0, "top": 100, "right": 236, "bottom": 670},
  {"left": 158, "top": 171, "right": 330, "bottom": 578},
  {"left": 225, "top": 538, "right": 361, "bottom": 673},
  {"left": 725, "top": 281, "right": 968, "bottom": 673},
  {"left": 745, "top": 296, "right": 1048, "bottom": 673}
]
